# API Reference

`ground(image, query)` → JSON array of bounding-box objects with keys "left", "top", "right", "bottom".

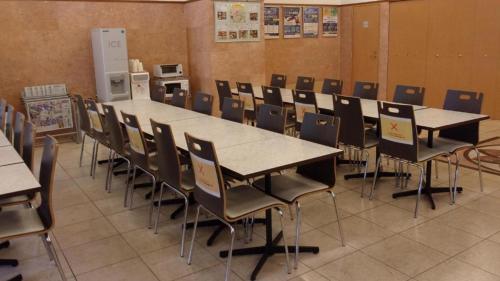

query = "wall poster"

[
  {"left": 214, "top": 1, "right": 261, "bottom": 43},
  {"left": 25, "top": 97, "right": 74, "bottom": 133},
  {"left": 283, "top": 7, "right": 301, "bottom": 39},
  {"left": 303, "top": 7, "right": 320, "bottom": 38},
  {"left": 264, "top": 6, "right": 280, "bottom": 39},
  {"left": 322, "top": 7, "right": 339, "bottom": 37}
]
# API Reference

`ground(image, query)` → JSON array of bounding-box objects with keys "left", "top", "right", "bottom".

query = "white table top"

[
  {"left": 415, "top": 108, "right": 490, "bottom": 130},
  {"left": 0, "top": 163, "right": 40, "bottom": 198},
  {"left": 0, "top": 146, "right": 24, "bottom": 167},
  {"left": 0, "top": 131, "right": 9, "bottom": 147}
]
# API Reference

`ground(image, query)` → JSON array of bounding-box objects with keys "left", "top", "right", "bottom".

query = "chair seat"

[
  {"left": 225, "top": 185, "right": 285, "bottom": 221},
  {"left": 418, "top": 142, "right": 450, "bottom": 162},
  {"left": 364, "top": 131, "right": 379, "bottom": 148},
  {"left": 0, "top": 208, "right": 45, "bottom": 240},
  {"left": 0, "top": 195, "right": 31, "bottom": 207},
  {"left": 253, "top": 174, "right": 328, "bottom": 204},
  {"left": 180, "top": 170, "right": 195, "bottom": 192},
  {"left": 430, "top": 137, "right": 473, "bottom": 153}
]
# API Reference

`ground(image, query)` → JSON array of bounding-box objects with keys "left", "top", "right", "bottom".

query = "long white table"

[{"left": 0, "top": 146, "right": 24, "bottom": 167}]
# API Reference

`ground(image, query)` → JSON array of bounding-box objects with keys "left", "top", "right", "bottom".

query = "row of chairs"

[{"left": 0, "top": 100, "right": 66, "bottom": 281}]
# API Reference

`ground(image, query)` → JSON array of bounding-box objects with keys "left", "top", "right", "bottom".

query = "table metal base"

[
  {"left": 344, "top": 171, "right": 411, "bottom": 180},
  {"left": 393, "top": 186, "right": 463, "bottom": 210}
]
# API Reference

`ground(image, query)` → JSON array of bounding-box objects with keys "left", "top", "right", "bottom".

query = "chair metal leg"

[
  {"left": 447, "top": 156, "right": 453, "bottom": 205},
  {"left": 369, "top": 156, "right": 382, "bottom": 200},
  {"left": 90, "top": 139, "right": 97, "bottom": 177},
  {"left": 43, "top": 234, "right": 67, "bottom": 281},
  {"left": 277, "top": 208, "right": 291, "bottom": 274},
  {"left": 224, "top": 225, "right": 236, "bottom": 281},
  {"left": 453, "top": 155, "right": 460, "bottom": 204},
  {"left": 79, "top": 133, "right": 86, "bottom": 167},
  {"left": 187, "top": 205, "right": 201, "bottom": 265},
  {"left": 329, "top": 191, "right": 345, "bottom": 246},
  {"left": 294, "top": 201, "right": 301, "bottom": 269},
  {"left": 180, "top": 194, "right": 189, "bottom": 257},
  {"left": 360, "top": 150, "right": 369, "bottom": 198},
  {"left": 92, "top": 142, "right": 99, "bottom": 179},
  {"left": 153, "top": 183, "right": 165, "bottom": 234},
  {"left": 147, "top": 175, "right": 157, "bottom": 229},
  {"left": 127, "top": 166, "right": 137, "bottom": 209},
  {"left": 473, "top": 146, "right": 484, "bottom": 192},
  {"left": 414, "top": 166, "right": 425, "bottom": 218},
  {"left": 105, "top": 149, "right": 114, "bottom": 192}
]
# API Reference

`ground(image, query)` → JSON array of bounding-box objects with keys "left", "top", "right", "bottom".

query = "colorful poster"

[
  {"left": 283, "top": 7, "right": 301, "bottom": 39},
  {"left": 214, "top": 1, "right": 261, "bottom": 43},
  {"left": 25, "top": 97, "right": 73, "bottom": 133},
  {"left": 264, "top": 6, "right": 280, "bottom": 39},
  {"left": 303, "top": 7, "right": 320, "bottom": 38},
  {"left": 323, "top": 7, "right": 339, "bottom": 37}
]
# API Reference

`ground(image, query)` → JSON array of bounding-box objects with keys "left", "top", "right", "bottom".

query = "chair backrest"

[
  {"left": 85, "top": 99, "right": 106, "bottom": 137},
  {"left": 293, "top": 89, "right": 318, "bottom": 124},
  {"left": 353, "top": 81, "right": 379, "bottom": 100},
  {"left": 378, "top": 101, "right": 418, "bottom": 163},
  {"left": 102, "top": 104, "right": 127, "bottom": 154},
  {"left": 333, "top": 95, "right": 366, "bottom": 148},
  {"left": 37, "top": 135, "right": 59, "bottom": 230},
  {"left": 256, "top": 104, "right": 286, "bottom": 134},
  {"left": 393, "top": 85, "right": 425, "bottom": 106},
  {"left": 439, "top": 90, "right": 483, "bottom": 145},
  {"left": 171, "top": 88, "right": 188, "bottom": 109},
  {"left": 13, "top": 112, "right": 25, "bottom": 155},
  {"left": 193, "top": 92, "right": 213, "bottom": 115},
  {"left": 150, "top": 85, "right": 166, "bottom": 103},
  {"left": 121, "top": 111, "right": 151, "bottom": 168},
  {"left": 262, "top": 86, "right": 283, "bottom": 107},
  {"left": 23, "top": 121, "right": 35, "bottom": 171},
  {"left": 5, "top": 104, "right": 15, "bottom": 142},
  {"left": 151, "top": 119, "right": 182, "bottom": 189},
  {"left": 0, "top": 98, "right": 6, "bottom": 132},
  {"left": 185, "top": 133, "right": 227, "bottom": 219},
  {"left": 297, "top": 113, "right": 339, "bottom": 186},
  {"left": 296, "top": 76, "right": 315, "bottom": 91},
  {"left": 236, "top": 82, "right": 256, "bottom": 112},
  {"left": 215, "top": 80, "right": 233, "bottom": 111},
  {"left": 75, "top": 94, "right": 91, "bottom": 133},
  {"left": 221, "top": 98, "right": 244, "bottom": 123},
  {"left": 270, "top": 74, "right": 287, "bottom": 88},
  {"left": 321, "top": 79, "right": 343, "bottom": 95}
]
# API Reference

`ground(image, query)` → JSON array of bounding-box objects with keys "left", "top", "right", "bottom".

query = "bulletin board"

[
  {"left": 264, "top": 6, "right": 280, "bottom": 39},
  {"left": 303, "top": 7, "right": 320, "bottom": 38},
  {"left": 283, "top": 6, "right": 302, "bottom": 38},
  {"left": 214, "top": 1, "right": 261, "bottom": 43},
  {"left": 322, "top": 7, "right": 339, "bottom": 37}
]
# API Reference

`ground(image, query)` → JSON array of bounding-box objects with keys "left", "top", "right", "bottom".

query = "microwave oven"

[{"left": 153, "top": 64, "right": 183, "bottom": 78}]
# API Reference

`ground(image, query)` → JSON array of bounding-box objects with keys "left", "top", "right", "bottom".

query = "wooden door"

[{"left": 352, "top": 4, "right": 380, "bottom": 92}]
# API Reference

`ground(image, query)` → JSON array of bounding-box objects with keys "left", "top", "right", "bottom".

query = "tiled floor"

[{"left": 1, "top": 120, "right": 500, "bottom": 281}]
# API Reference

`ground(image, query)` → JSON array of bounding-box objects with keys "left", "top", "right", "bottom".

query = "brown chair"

[
  {"left": 13, "top": 112, "right": 25, "bottom": 155},
  {"left": 75, "top": 94, "right": 94, "bottom": 167},
  {"left": 4, "top": 104, "right": 14, "bottom": 142},
  {"left": 253, "top": 113, "right": 345, "bottom": 269},
  {"left": 0, "top": 136, "right": 68, "bottom": 281},
  {"left": 236, "top": 82, "right": 257, "bottom": 124},
  {"left": 270, "top": 74, "right": 287, "bottom": 88},
  {"left": 150, "top": 119, "right": 195, "bottom": 255},
  {"left": 192, "top": 92, "right": 213, "bottom": 115},
  {"left": 215, "top": 80, "right": 234, "bottom": 111},
  {"left": 296, "top": 76, "right": 315, "bottom": 91},
  {"left": 150, "top": 84, "right": 167, "bottom": 103},
  {"left": 393, "top": 85, "right": 425, "bottom": 106},
  {"left": 171, "top": 88, "right": 188, "bottom": 109},
  {"left": 185, "top": 133, "right": 291, "bottom": 281},
  {"left": 221, "top": 98, "right": 244, "bottom": 123},
  {"left": 353, "top": 81, "right": 379, "bottom": 100},
  {"left": 293, "top": 90, "right": 317, "bottom": 132},
  {"left": 321, "top": 79, "right": 343, "bottom": 95},
  {"left": 86, "top": 99, "right": 110, "bottom": 179},
  {"left": 256, "top": 104, "right": 286, "bottom": 134}
]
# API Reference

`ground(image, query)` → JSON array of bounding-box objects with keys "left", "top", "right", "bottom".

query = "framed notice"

[
  {"left": 322, "top": 7, "right": 339, "bottom": 37},
  {"left": 303, "top": 7, "right": 320, "bottom": 38},
  {"left": 283, "top": 7, "right": 301, "bottom": 39},
  {"left": 264, "top": 6, "right": 280, "bottom": 39},
  {"left": 214, "top": 1, "right": 261, "bottom": 43},
  {"left": 25, "top": 97, "right": 74, "bottom": 133}
]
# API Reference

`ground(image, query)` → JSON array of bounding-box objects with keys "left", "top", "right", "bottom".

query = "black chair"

[
  {"left": 0, "top": 98, "right": 6, "bottom": 133},
  {"left": 221, "top": 98, "right": 244, "bottom": 123},
  {"left": 185, "top": 133, "right": 291, "bottom": 281},
  {"left": 236, "top": 82, "right": 257, "bottom": 124},
  {"left": 0, "top": 136, "right": 68, "bottom": 281},
  {"left": 253, "top": 113, "right": 345, "bottom": 269},
  {"left": 171, "top": 88, "right": 188, "bottom": 109},
  {"left": 150, "top": 119, "right": 195, "bottom": 251},
  {"left": 296, "top": 76, "right": 315, "bottom": 91},
  {"left": 321, "top": 79, "right": 343, "bottom": 95},
  {"left": 256, "top": 104, "right": 286, "bottom": 134},
  {"left": 434, "top": 90, "right": 484, "bottom": 198},
  {"left": 393, "top": 85, "right": 425, "bottom": 106},
  {"left": 270, "top": 74, "right": 287, "bottom": 88},
  {"left": 192, "top": 92, "right": 213, "bottom": 115},
  {"left": 353, "top": 81, "right": 379, "bottom": 100},
  {"left": 75, "top": 95, "right": 95, "bottom": 167},
  {"left": 13, "top": 112, "right": 25, "bottom": 155},
  {"left": 4, "top": 104, "right": 14, "bottom": 142},
  {"left": 293, "top": 90, "right": 317, "bottom": 132},
  {"left": 262, "top": 86, "right": 283, "bottom": 107},
  {"left": 86, "top": 99, "right": 110, "bottom": 179},
  {"left": 334, "top": 95, "right": 377, "bottom": 196},
  {"left": 371, "top": 102, "right": 452, "bottom": 217},
  {"left": 151, "top": 84, "right": 167, "bottom": 103},
  {"left": 215, "top": 80, "right": 234, "bottom": 111}
]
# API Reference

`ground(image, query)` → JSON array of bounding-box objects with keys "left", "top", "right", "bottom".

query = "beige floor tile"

[
  {"left": 300, "top": 199, "right": 352, "bottom": 228},
  {"left": 463, "top": 196, "right": 500, "bottom": 219},
  {"left": 53, "top": 202, "right": 102, "bottom": 228},
  {"left": 53, "top": 217, "right": 118, "bottom": 249},
  {"left": 94, "top": 192, "right": 149, "bottom": 216},
  {"left": 141, "top": 243, "right": 220, "bottom": 281},
  {"left": 77, "top": 177, "right": 127, "bottom": 201},
  {"left": 64, "top": 235, "right": 137, "bottom": 275},
  {"left": 0, "top": 236, "right": 47, "bottom": 261},
  {"left": 76, "top": 258, "right": 158, "bottom": 281},
  {"left": 461, "top": 175, "right": 500, "bottom": 194},
  {"left": 435, "top": 207, "right": 500, "bottom": 238},
  {"left": 389, "top": 193, "right": 459, "bottom": 218},
  {"left": 319, "top": 216, "right": 395, "bottom": 249},
  {"left": 456, "top": 240, "right": 500, "bottom": 276},
  {"left": 52, "top": 183, "right": 90, "bottom": 211},
  {"left": 316, "top": 251, "right": 409, "bottom": 281},
  {"left": 401, "top": 220, "right": 482, "bottom": 256},
  {"left": 252, "top": 209, "right": 315, "bottom": 241},
  {"left": 174, "top": 264, "right": 244, "bottom": 281},
  {"left": 415, "top": 259, "right": 500, "bottom": 281},
  {"left": 357, "top": 204, "right": 428, "bottom": 233},
  {"left": 107, "top": 206, "right": 168, "bottom": 233},
  {"left": 322, "top": 190, "right": 385, "bottom": 214},
  {"left": 0, "top": 254, "right": 67, "bottom": 281},
  {"left": 122, "top": 223, "right": 183, "bottom": 255},
  {"left": 488, "top": 231, "right": 500, "bottom": 244},
  {"left": 363, "top": 235, "right": 448, "bottom": 277},
  {"left": 289, "top": 271, "right": 329, "bottom": 281}
]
